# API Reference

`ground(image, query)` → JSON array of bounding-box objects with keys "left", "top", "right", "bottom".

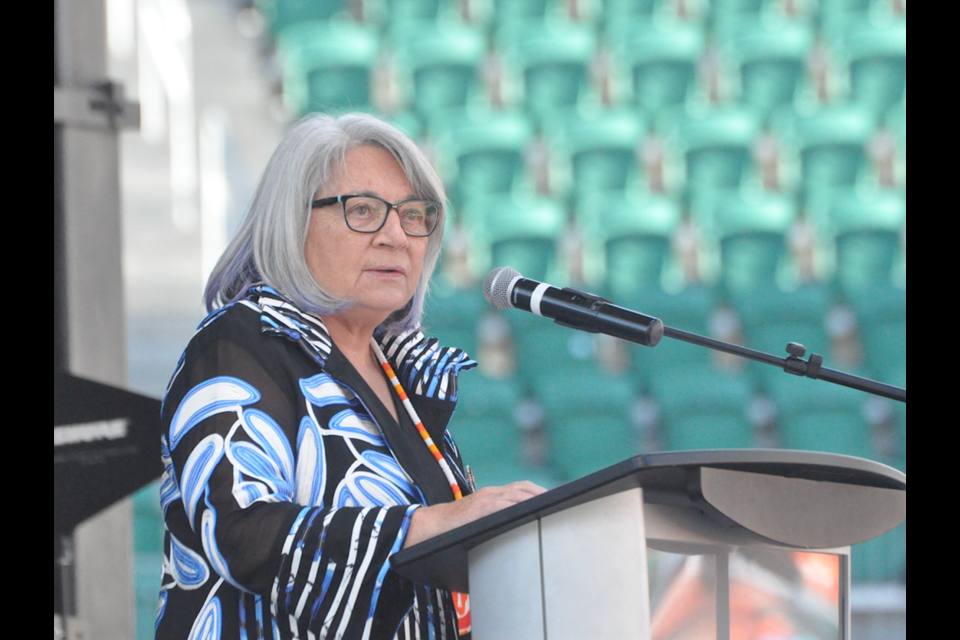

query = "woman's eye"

[{"left": 349, "top": 205, "right": 373, "bottom": 217}]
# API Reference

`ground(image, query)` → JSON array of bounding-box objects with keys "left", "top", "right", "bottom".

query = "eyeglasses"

[{"left": 312, "top": 194, "right": 441, "bottom": 237}]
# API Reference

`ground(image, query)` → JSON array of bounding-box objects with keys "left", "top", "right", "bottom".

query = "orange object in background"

[{"left": 650, "top": 550, "right": 841, "bottom": 640}]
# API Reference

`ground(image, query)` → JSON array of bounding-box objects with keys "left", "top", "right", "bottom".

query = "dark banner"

[{"left": 54, "top": 372, "right": 163, "bottom": 536}]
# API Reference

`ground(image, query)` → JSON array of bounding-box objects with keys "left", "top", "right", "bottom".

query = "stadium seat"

[
  {"left": 390, "top": 22, "right": 487, "bottom": 118},
  {"left": 431, "top": 108, "right": 535, "bottom": 210},
  {"left": 536, "top": 367, "right": 640, "bottom": 480},
  {"left": 624, "top": 287, "right": 718, "bottom": 389},
  {"left": 256, "top": 0, "right": 350, "bottom": 36},
  {"left": 600, "top": 0, "right": 658, "bottom": 26},
  {"left": 843, "top": 21, "right": 908, "bottom": 118},
  {"left": 490, "top": 0, "right": 552, "bottom": 30},
  {"left": 725, "top": 19, "right": 815, "bottom": 122},
  {"left": 615, "top": 19, "right": 705, "bottom": 117},
  {"left": 277, "top": 21, "right": 380, "bottom": 116},
  {"left": 545, "top": 108, "right": 648, "bottom": 202},
  {"left": 768, "top": 375, "right": 873, "bottom": 458},
  {"left": 469, "top": 194, "right": 568, "bottom": 282},
  {"left": 133, "top": 482, "right": 165, "bottom": 639},
  {"left": 847, "top": 285, "right": 906, "bottom": 377},
  {"left": 783, "top": 104, "right": 876, "bottom": 209},
  {"left": 501, "top": 21, "right": 599, "bottom": 122},
  {"left": 731, "top": 285, "right": 832, "bottom": 388},
  {"left": 887, "top": 99, "right": 906, "bottom": 184},
  {"left": 579, "top": 192, "right": 681, "bottom": 298},
  {"left": 711, "top": 191, "right": 798, "bottom": 294},
  {"left": 671, "top": 106, "right": 762, "bottom": 201},
  {"left": 422, "top": 283, "right": 487, "bottom": 356},
  {"left": 450, "top": 371, "right": 525, "bottom": 468},
  {"left": 649, "top": 367, "right": 757, "bottom": 451},
  {"left": 820, "top": 0, "right": 902, "bottom": 42},
  {"left": 827, "top": 190, "right": 906, "bottom": 293},
  {"left": 382, "top": 0, "right": 447, "bottom": 25},
  {"left": 853, "top": 523, "right": 906, "bottom": 583}
]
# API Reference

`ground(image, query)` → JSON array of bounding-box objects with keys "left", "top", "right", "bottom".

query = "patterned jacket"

[{"left": 156, "top": 287, "right": 476, "bottom": 640}]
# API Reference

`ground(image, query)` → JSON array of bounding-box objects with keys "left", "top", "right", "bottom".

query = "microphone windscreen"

[{"left": 483, "top": 266, "right": 521, "bottom": 310}]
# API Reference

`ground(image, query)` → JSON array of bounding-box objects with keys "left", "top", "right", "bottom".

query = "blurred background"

[{"left": 65, "top": 0, "right": 906, "bottom": 637}]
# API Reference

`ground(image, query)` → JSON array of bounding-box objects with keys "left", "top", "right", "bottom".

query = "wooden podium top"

[{"left": 391, "top": 450, "right": 906, "bottom": 592}]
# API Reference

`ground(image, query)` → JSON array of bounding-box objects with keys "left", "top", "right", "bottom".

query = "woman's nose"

[{"left": 375, "top": 207, "right": 410, "bottom": 246}]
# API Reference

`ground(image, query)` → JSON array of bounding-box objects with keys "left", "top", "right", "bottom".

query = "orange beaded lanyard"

[
  {"left": 371, "top": 340, "right": 473, "bottom": 635},
  {"left": 371, "top": 340, "right": 464, "bottom": 501}
]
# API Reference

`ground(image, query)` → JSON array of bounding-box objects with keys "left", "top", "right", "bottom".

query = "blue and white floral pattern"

[{"left": 157, "top": 288, "right": 475, "bottom": 640}]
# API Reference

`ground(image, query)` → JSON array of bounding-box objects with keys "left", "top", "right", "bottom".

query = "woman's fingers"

[{"left": 403, "top": 481, "right": 548, "bottom": 549}]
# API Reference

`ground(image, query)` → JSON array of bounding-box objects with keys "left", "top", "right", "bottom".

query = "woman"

[{"left": 157, "top": 113, "right": 544, "bottom": 640}]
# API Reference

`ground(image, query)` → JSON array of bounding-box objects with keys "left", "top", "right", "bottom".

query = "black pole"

[{"left": 660, "top": 326, "right": 906, "bottom": 403}]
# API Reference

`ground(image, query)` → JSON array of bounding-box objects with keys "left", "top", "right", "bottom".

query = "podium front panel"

[
  {"left": 541, "top": 487, "right": 651, "bottom": 640},
  {"left": 470, "top": 521, "right": 545, "bottom": 640},
  {"left": 468, "top": 488, "right": 651, "bottom": 640}
]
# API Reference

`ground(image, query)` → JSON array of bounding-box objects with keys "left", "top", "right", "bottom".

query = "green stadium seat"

[
  {"left": 580, "top": 192, "right": 681, "bottom": 298},
  {"left": 471, "top": 194, "right": 568, "bottom": 282},
  {"left": 536, "top": 368, "right": 640, "bottom": 480},
  {"left": 509, "top": 312, "right": 601, "bottom": 387},
  {"left": 725, "top": 19, "right": 815, "bottom": 122},
  {"left": 501, "top": 22, "right": 598, "bottom": 122},
  {"left": 672, "top": 106, "right": 762, "bottom": 201},
  {"left": 615, "top": 19, "right": 705, "bottom": 117},
  {"left": 450, "top": 370, "right": 568, "bottom": 489},
  {"left": 711, "top": 0, "right": 768, "bottom": 18},
  {"left": 383, "top": 0, "right": 446, "bottom": 25},
  {"left": 422, "top": 283, "right": 486, "bottom": 355},
  {"left": 820, "top": 0, "right": 904, "bottom": 43},
  {"left": 891, "top": 371, "right": 905, "bottom": 470},
  {"left": 784, "top": 104, "right": 876, "bottom": 209},
  {"left": 847, "top": 285, "right": 906, "bottom": 377},
  {"left": 623, "top": 287, "right": 718, "bottom": 389},
  {"left": 277, "top": 21, "right": 380, "bottom": 116},
  {"left": 768, "top": 375, "right": 873, "bottom": 458},
  {"left": 491, "top": 0, "right": 552, "bottom": 29},
  {"left": 256, "top": 0, "right": 350, "bottom": 36},
  {"left": 382, "top": 111, "right": 424, "bottom": 140},
  {"left": 431, "top": 108, "right": 535, "bottom": 209},
  {"left": 732, "top": 286, "right": 832, "bottom": 388},
  {"left": 828, "top": 190, "right": 906, "bottom": 293},
  {"left": 853, "top": 522, "right": 906, "bottom": 583},
  {"left": 133, "top": 481, "right": 164, "bottom": 640},
  {"left": 450, "top": 371, "right": 524, "bottom": 467},
  {"left": 649, "top": 368, "right": 757, "bottom": 451},
  {"left": 713, "top": 191, "right": 798, "bottom": 294},
  {"left": 843, "top": 21, "right": 908, "bottom": 118},
  {"left": 391, "top": 22, "right": 487, "bottom": 118},
  {"left": 545, "top": 108, "right": 647, "bottom": 202},
  {"left": 600, "top": 0, "right": 658, "bottom": 26},
  {"left": 887, "top": 99, "right": 906, "bottom": 183}
]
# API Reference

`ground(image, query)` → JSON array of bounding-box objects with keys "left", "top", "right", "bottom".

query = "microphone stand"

[
  {"left": 546, "top": 287, "right": 906, "bottom": 404},
  {"left": 659, "top": 324, "right": 906, "bottom": 404}
]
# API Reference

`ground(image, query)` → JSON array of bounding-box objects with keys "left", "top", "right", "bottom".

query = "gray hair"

[{"left": 205, "top": 113, "right": 446, "bottom": 334}]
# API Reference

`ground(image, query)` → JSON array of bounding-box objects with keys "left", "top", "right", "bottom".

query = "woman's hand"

[{"left": 403, "top": 482, "right": 548, "bottom": 549}]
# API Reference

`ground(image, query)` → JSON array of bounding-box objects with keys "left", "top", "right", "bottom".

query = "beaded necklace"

[
  {"left": 371, "top": 340, "right": 464, "bottom": 501},
  {"left": 371, "top": 339, "right": 474, "bottom": 636}
]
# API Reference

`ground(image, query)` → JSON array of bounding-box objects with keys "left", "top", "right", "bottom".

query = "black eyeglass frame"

[{"left": 312, "top": 194, "right": 442, "bottom": 237}]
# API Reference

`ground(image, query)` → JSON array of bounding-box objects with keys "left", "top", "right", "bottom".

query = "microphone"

[{"left": 483, "top": 267, "right": 664, "bottom": 347}]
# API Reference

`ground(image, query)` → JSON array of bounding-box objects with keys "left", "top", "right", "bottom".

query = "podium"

[{"left": 392, "top": 450, "right": 906, "bottom": 640}]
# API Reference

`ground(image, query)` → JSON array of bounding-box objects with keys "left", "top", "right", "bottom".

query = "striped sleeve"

[{"left": 272, "top": 505, "right": 420, "bottom": 640}]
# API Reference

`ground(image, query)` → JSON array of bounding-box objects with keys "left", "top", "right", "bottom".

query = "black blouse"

[{"left": 156, "top": 287, "right": 476, "bottom": 640}]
